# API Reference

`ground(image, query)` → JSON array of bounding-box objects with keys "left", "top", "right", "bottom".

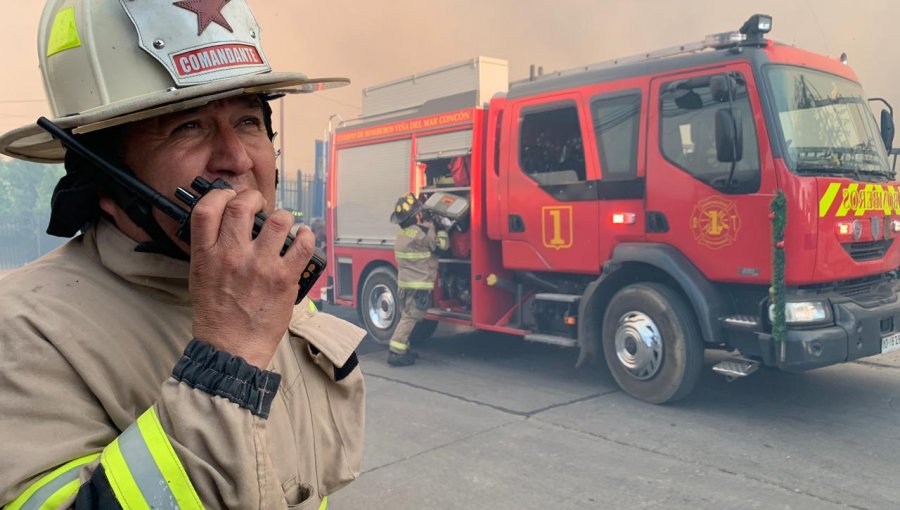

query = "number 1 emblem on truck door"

[
  {"left": 690, "top": 196, "right": 741, "bottom": 249},
  {"left": 542, "top": 206, "right": 574, "bottom": 250}
]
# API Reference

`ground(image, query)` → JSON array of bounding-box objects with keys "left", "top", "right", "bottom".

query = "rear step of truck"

[{"left": 523, "top": 333, "right": 577, "bottom": 348}]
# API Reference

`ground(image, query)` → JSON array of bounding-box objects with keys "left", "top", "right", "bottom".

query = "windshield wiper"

[
  {"left": 855, "top": 168, "right": 894, "bottom": 181},
  {"left": 795, "top": 164, "right": 860, "bottom": 180},
  {"left": 796, "top": 164, "right": 893, "bottom": 182}
]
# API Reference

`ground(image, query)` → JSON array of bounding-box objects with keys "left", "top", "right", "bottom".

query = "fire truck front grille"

[
  {"left": 842, "top": 240, "right": 894, "bottom": 262},
  {"left": 836, "top": 280, "right": 879, "bottom": 298}
]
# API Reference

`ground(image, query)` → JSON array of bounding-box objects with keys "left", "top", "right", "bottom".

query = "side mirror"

[
  {"left": 715, "top": 108, "right": 743, "bottom": 162},
  {"left": 881, "top": 109, "right": 895, "bottom": 153},
  {"left": 710, "top": 75, "right": 730, "bottom": 102}
]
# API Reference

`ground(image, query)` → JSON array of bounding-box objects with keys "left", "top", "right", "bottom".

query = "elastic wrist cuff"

[{"left": 172, "top": 339, "right": 281, "bottom": 418}]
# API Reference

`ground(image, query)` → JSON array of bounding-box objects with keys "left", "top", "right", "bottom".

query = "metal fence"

[
  {"left": 280, "top": 172, "right": 326, "bottom": 224},
  {"left": 0, "top": 216, "right": 67, "bottom": 270}
]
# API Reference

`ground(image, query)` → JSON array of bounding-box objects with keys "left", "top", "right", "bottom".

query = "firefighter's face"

[{"left": 121, "top": 96, "right": 277, "bottom": 239}]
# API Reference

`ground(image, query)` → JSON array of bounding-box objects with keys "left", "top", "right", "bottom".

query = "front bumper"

[{"left": 759, "top": 279, "right": 900, "bottom": 371}]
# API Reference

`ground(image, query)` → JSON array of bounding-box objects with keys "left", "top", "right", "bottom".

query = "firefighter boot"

[{"left": 387, "top": 350, "right": 418, "bottom": 367}]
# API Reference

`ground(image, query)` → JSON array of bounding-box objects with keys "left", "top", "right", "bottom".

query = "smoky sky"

[{"left": 1, "top": 1, "right": 897, "bottom": 174}]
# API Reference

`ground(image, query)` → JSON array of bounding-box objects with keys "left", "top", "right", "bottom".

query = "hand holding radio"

[
  {"left": 188, "top": 184, "right": 315, "bottom": 368},
  {"left": 37, "top": 117, "right": 326, "bottom": 368},
  {"left": 174, "top": 176, "right": 325, "bottom": 305}
]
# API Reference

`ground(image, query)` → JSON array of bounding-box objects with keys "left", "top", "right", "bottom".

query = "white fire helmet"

[{"left": 0, "top": 0, "right": 348, "bottom": 163}]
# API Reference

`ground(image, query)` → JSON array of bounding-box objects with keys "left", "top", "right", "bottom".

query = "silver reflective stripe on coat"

[
  {"left": 15, "top": 466, "right": 80, "bottom": 510},
  {"left": 116, "top": 423, "right": 181, "bottom": 509},
  {"left": 99, "top": 408, "right": 202, "bottom": 509},
  {"left": 4, "top": 454, "right": 99, "bottom": 510}
]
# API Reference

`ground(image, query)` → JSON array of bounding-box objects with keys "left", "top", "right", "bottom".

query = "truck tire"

[
  {"left": 358, "top": 267, "right": 437, "bottom": 345},
  {"left": 601, "top": 283, "right": 703, "bottom": 404}
]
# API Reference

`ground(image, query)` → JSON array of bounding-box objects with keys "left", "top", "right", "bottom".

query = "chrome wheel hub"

[
  {"left": 614, "top": 311, "right": 663, "bottom": 380},
  {"left": 368, "top": 283, "right": 395, "bottom": 330}
]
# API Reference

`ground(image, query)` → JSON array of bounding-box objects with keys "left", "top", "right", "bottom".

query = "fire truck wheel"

[
  {"left": 358, "top": 267, "right": 438, "bottom": 344},
  {"left": 359, "top": 267, "right": 401, "bottom": 344},
  {"left": 601, "top": 283, "right": 703, "bottom": 404}
]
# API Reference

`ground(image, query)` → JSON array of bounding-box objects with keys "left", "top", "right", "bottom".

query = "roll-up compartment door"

[
  {"left": 416, "top": 130, "right": 473, "bottom": 160},
  {"left": 335, "top": 139, "right": 412, "bottom": 245}
]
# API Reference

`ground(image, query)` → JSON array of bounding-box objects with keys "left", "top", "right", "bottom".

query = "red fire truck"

[{"left": 322, "top": 15, "right": 900, "bottom": 403}]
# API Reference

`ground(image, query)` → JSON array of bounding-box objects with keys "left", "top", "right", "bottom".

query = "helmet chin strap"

[
  {"left": 112, "top": 182, "right": 191, "bottom": 261},
  {"left": 63, "top": 146, "right": 191, "bottom": 260}
]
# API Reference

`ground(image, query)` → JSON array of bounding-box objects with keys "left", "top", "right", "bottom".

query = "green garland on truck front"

[{"left": 770, "top": 190, "right": 786, "bottom": 343}]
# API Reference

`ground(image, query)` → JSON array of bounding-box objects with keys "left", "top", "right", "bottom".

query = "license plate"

[{"left": 882, "top": 332, "right": 900, "bottom": 354}]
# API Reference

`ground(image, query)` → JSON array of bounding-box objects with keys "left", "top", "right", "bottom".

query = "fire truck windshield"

[{"left": 766, "top": 65, "right": 892, "bottom": 181}]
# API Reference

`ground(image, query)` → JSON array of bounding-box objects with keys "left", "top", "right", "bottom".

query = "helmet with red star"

[{"left": 0, "top": 0, "right": 347, "bottom": 163}]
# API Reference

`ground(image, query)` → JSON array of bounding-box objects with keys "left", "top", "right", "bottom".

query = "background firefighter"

[{"left": 388, "top": 193, "right": 449, "bottom": 366}]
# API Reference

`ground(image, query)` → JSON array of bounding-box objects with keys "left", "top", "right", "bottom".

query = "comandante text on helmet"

[{"left": 174, "top": 44, "right": 264, "bottom": 77}]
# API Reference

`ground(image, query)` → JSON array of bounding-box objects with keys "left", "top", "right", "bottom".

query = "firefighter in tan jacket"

[
  {"left": 0, "top": 1, "right": 364, "bottom": 508},
  {"left": 387, "top": 193, "right": 449, "bottom": 366}
]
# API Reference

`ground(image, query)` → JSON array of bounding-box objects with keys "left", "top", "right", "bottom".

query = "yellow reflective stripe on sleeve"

[
  {"left": 389, "top": 340, "right": 409, "bottom": 352},
  {"left": 100, "top": 407, "right": 202, "bottom": 510},
  {"left": 309, "top": 300, "right": 318, "bottom": 313},
  {"left": 396, "top": 251, "right": 432, "bottom": 260},
  {"left": 5, "top": 453, "right": 99, "bottom": 510},
  {"left": 398, "top": 281, "right": 435, "bottom": 289},
  {"left": 319, "top": 496, "right": 329, "bottom": 510},
  {"left": 136, "top": 408, "right": 203, "bottom": 509},
  {"left": 40, "top": 478, "right": 81, "bottom": 510},
  {"left": 436, "top": 231, "right": 449, "bottom": 250},
  {"left": 100, "top": 438, "right": 149, "bottom": 510}
]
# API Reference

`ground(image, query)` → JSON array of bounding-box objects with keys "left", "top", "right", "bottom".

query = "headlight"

[{"left": 769, "top": 301, "right": 830, "bottom": 325}]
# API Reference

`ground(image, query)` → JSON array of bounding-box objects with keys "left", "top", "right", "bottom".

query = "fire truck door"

[
  {"left": 647, "top": 66, "right": 774, "bottom": 283},
  {"left": 501, "top": 95, "right": 600, "bottom": 272}
]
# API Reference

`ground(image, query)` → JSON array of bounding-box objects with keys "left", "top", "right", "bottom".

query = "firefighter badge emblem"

[{"left": 690, "top": 197, "right": 741, "bottom": 249}]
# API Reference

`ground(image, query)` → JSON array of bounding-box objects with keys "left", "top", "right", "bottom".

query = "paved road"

[
  {"left": 323, "top": 304, "right": 900, "bottom": 510},
  {"left": 2, "top": 265, "right": 895, "bottom": 508}
]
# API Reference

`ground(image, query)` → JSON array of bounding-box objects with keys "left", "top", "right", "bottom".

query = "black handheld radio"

[{"left": 37, "top": 117, "right": 325, "bottom": 305}]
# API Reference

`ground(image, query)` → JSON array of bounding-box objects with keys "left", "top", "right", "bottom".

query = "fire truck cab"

[{"left": 325, "top": 15, "right": 900, "bottom": 403}]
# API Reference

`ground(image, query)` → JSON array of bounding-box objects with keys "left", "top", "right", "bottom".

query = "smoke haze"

[{"left": 1, "top": 1, "right": 897, "bottom": 176}]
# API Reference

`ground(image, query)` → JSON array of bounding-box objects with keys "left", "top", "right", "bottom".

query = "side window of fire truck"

[
  {"left": 660, "top": 73, "right": 761, "bottom": 194},
  {"left": 591, "top": 92, "right": 642, "bottom": 181},
  {"left": 519, "top": 102, "right": 586, "bottom": 185}
]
